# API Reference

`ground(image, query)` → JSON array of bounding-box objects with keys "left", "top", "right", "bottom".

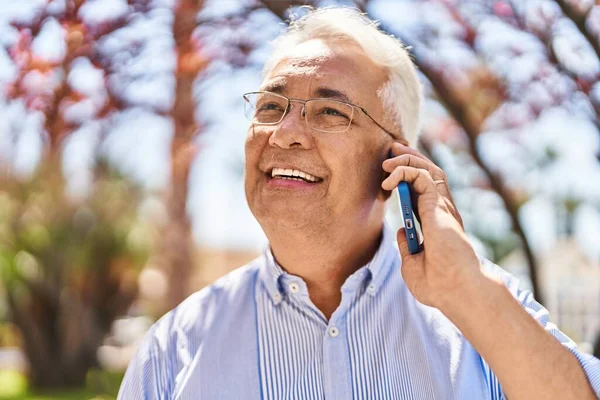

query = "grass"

[{"left": 0, "top": 369, "right": 124, "bottom": 400}]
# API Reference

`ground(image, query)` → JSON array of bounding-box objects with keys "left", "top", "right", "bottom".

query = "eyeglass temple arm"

[{"left": 359, "top": 107, "right": 408, "bottom": 145}]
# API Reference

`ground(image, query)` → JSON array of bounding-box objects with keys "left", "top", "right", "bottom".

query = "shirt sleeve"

[
  {"left": 117, "top": 314, "right": 180, "bottom": 400},
  {"left": 117, "top": 325, "right": 162, "bottom": 400},
  {"left": 480, "top": 257, "right": 600, "bottom": 399}
]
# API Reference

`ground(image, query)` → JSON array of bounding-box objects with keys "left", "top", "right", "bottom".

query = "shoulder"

[
  {"left": 133, "top": 255, "right": 264, "bottom": 362},
  {"left": 118, "top": 257, "right": 264, "bottom": 398},
  {"left": 153, "top": 255, "right": 264, "bottom": 339}
]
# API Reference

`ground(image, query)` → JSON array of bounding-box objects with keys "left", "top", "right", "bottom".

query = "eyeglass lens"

[{"left": 244, "top": 92, "right": 354, "bottom": 133}]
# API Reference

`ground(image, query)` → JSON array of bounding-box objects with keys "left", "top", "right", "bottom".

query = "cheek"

[
  {"left": 244, "top": 127, "right": 266, "bottom": 168},
  {"left": 322, "top": 142, "right": 372, "bottom": 190},
  {"left": 244, "top": 128, "right": 265, "bottom": 193},
  {"left": 323, "top": 137, "right": 382, "bottom": 197}
]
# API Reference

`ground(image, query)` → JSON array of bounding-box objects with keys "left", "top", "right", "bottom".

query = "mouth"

[{"left": 266, "top": 168, "right": 323, "bottom": 184}]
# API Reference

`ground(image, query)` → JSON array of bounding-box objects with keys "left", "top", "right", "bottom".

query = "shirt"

[{"left": 118, "top": 225, "right": 600, "bottom": 399}]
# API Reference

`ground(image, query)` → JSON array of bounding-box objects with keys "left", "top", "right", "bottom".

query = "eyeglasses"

[{"left": 243, "top": 91, "right": 401, "bottom": 138}]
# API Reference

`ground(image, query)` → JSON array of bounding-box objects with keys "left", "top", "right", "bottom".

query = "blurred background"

[{"left": 0, "top": 0, "right": 599, "bottom": 398}]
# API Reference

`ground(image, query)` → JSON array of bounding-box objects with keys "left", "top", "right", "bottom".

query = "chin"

[{"left": 252, "top": 201, "right": 329, "bottom": 231}]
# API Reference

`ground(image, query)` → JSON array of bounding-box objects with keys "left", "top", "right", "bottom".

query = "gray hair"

[{"left": 263, "top": 7, "right": 423, "bottom": 146}]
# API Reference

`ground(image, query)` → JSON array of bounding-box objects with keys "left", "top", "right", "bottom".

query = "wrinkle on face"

[{"left": 266, "top": 39, "right": 336, "bottom": 77}]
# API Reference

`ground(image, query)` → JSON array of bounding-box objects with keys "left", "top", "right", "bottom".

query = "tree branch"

[
  {"left": 259, "top": 0, "right": 313, "bottom": 19},
  {"left": 508, "top": 0, "right": 600, "bottom": 126},
  {"left": 413, "top": 57, "right": 542, "bottom": 303},
  {"left": 553, "top": 0, "right": 600, "bottom": 63},
  {"left": 362, "top": 0, "right": 542, "bottom": 303}
]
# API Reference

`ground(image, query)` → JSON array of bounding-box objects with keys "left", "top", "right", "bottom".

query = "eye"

[
  {"left": 321, "top": 107, "right": 349, "bottom": 119},
  {"left": 259, "top": 102, "right": 285, "bottom": 112}
]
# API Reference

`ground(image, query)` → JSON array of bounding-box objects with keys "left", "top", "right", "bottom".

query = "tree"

[
  {"left": 0, "top": 0, "right": 145, "bottom": 389},
  {"left": 0, "top": 161, "right": 153, "bottom": 389},
  {"left": 0, "top": 0, "right": 208, "bottom": 387},
  {"left": 3, "top": 0, "right": 210, "bottom": 310}
]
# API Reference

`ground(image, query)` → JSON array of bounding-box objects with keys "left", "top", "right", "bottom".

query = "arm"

[
  {"left": 442, "top": 267, "right": 596, "bottom": 400},
  {"left": 382, "top": 142, "right": 599, "bottom": 400}
]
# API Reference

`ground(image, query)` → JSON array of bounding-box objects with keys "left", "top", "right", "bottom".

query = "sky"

[{"left": 0, "top": 0, "right": 599, "bottom": 264}]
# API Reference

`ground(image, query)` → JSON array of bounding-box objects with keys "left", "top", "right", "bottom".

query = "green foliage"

[
  {"left": 0, "top": 162, "right": 152, "bottom": 291},
  {"left": 0, "top": 369, "right": 123, "bottom": 399},
  {"left": 0, "top": 370, "right": 26, "bottom": 399},
  {"left": 0, "top": 160, "right": 156, "bottom": 389}
]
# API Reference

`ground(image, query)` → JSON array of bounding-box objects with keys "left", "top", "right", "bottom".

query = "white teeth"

[{"left": 271, "top": 167, "right": 319, "bottom": 182}]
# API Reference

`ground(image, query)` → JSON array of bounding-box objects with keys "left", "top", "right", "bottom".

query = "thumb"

[{"left": 396, "top": 228, "right": 411, "bottom": 260}]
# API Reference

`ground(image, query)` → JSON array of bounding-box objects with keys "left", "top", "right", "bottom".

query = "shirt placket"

[
  {"left": 321, "top": 272, "right": 368, "bottom": 400},
  {"left": 281, "top": 275, "right": 355, "bottom": 400},
  {"left": 322, "top": 310, "right": 353, "bottom": 400}
]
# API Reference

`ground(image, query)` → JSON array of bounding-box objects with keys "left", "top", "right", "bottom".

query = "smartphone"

[{"left": 396, "top": 181, "right": 424, "bottom": 254}]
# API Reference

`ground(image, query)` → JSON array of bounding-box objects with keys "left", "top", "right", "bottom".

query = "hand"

[{"left": 381, "top": 142, "right": 484, "bottom": 311}]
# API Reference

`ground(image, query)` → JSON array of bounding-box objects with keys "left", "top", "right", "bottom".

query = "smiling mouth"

[{"left": 268, "top": 167, "right": 323, "bottom": 183}]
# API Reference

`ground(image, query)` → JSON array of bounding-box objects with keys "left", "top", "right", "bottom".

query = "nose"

[{"left": 268, "top": 102, "right": 313, "bottom": 149}]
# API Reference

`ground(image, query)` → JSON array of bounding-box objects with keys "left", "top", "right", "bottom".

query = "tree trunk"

[
  {"left": 7, "top": 284, "right": 105, "bottom": 389},
  {"left": 7, "top": 270, "right": 136, "bottom": 389},
  {"left": 160, "top": 0, "right": 207, "bottom": 310}
]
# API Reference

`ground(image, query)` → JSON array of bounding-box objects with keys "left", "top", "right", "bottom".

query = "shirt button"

[
  {"left": 289, "top": 282, "right": 300, "bottom": 294},
  {"left": 328, "top": 326, "right": 339, "bottom": 337},
  {"left": 367, "top": 284, "right": 376, "bottom": 294},
  {"left": 273, "top": 292, "right": 281, "bottom": 301}
]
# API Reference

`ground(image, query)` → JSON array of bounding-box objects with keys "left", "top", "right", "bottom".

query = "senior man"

[{"left": 119, "top": 7, "right": 600, "bottom": 399}]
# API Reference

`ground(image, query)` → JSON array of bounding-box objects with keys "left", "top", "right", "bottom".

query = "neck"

[{"left": 265, "top": 217, "right": 385, "bottom": 320}]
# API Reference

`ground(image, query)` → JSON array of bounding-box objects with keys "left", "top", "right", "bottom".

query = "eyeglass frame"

[{"left": 243, "top": 91, "right": 406, "bottom": 144}]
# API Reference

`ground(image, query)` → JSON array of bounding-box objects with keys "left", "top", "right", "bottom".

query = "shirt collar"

[
  {"left": 258, "top": 248, "right": 286, "bottom": 305},
  {"left": 258, "top": 223, "right": 400, "bottom": 304},
  {"left": 363, "top": 223, "right": 398, "bottom": 296}
]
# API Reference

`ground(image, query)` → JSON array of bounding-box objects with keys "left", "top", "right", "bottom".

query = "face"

[{"left": 245, "top": 39, "right": 394, "bottom": 232}]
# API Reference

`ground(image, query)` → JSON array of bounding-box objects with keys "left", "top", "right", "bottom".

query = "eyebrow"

[
  {"left": 259, "top": 82, "right": 353, "bottom": 104},
  {"left": 259, "top": 80, "right": 286, "bottom": 94},
  {"left": 314, "top": 87, "right": 351, "bottom": 103}
]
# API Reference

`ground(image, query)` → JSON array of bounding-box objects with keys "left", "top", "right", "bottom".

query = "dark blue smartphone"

[{"left": 397, "top": 181, "right": 424, "bottom": 254}]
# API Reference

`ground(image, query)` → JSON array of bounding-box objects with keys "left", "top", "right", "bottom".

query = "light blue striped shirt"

[{"left": 118, "top": 226, "right": 600, "bottom": 399}]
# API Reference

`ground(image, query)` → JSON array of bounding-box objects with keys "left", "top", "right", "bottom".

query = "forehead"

[{"left": 261, "top": 39, "right": 387, "bottom": 104}]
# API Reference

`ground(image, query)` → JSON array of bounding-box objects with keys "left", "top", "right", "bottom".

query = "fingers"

[
  {"left": 383, "top": 142, "right": 465, "bottom": 229},
  {"left": 383, "top": 147, "right": 444, "bottom": 179},
  {"left": 383, "top": 143, "right": 451, "bottom": 198},
  {"left": 396, "top": 228, "right": 409, "bottom": 258},
  {"left": 390, "top": 142, "right": 430, "bottom": 163},
  {"left": 381, "top": 165, "right": 438, "bottom": 196}
]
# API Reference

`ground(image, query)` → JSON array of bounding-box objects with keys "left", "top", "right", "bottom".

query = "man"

[{"left": 119, "top": 7, "right": 600, "bottom": 399}]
